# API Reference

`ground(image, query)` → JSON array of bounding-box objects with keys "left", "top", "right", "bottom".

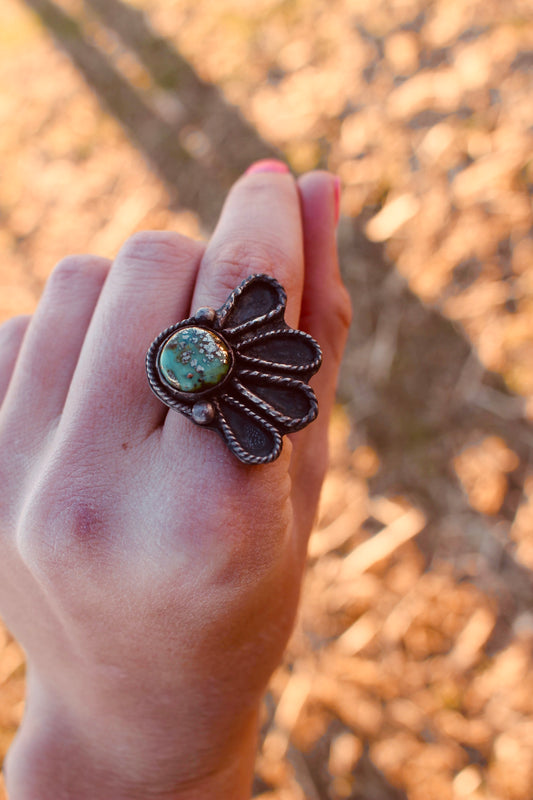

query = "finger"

[
  {"left": 1, "top": 257, "right": 110, "bottom": 434},
  {"left": 0, "top": 315, "right": 31, "bottom": 408},
  {"left": 290, "top": 172, "right": 352, "bottom": 545},
  {"left": 60, "top": 232, "right": 205, "bottom": 444},
  {"left": 162, "top": 164, "right": 305, "bottom": 463},
  {"left": 190, "top": 162, "right": 304, "bottom": 327}
]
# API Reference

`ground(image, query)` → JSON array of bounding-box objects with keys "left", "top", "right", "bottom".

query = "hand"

[{"left": 0, "top": 164, "right": 350, "bottom": 800}]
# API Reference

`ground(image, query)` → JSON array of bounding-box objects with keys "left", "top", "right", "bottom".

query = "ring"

[{"left": 146, "top": 274, "right": 322, "bottom": 464}]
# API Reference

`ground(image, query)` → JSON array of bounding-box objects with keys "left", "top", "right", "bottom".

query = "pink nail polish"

[
  {"left": 334, "top": 176, "right": 341, "bottom": 225},
  {"left": 245, "top": 159, "right": 290, "bottom": 175}
]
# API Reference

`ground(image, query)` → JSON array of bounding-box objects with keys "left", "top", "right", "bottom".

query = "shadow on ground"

[
  {"left": 338, "top": 217, "right": 533, "bottom": 631},
  {"left": 24, "top": 0, "right": 280, "bottom": 228}
]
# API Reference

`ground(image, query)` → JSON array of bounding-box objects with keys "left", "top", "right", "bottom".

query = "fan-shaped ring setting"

[{"left": 146, "top": 274, "right": 322, "bottom": 464}]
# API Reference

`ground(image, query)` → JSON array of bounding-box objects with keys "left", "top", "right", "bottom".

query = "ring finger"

[
  {"left": 163, "top": 162, "right": 305, "bottom": 463},
  {"left": 190, "top": 162, "right": 303, "bottom": 326}
]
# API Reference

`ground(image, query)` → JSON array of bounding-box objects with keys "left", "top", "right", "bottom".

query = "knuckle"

[
  {"left": 206, "top": 237, "right": 298, "bottom": 301},
  {"left": 16, "top": 479, "right": 115, "bottom": 585},
  {"left": 0, "top": 315, "right": 31, "bottom": 346},
  {"left": 46, "top": 255, "right": 109, "bottom": 299},
  {"left": 51, "top": 254, "right": 108, "bottom": 280},
  {"left": 119, "top": 230, "right": 202, "bottom": 271}
]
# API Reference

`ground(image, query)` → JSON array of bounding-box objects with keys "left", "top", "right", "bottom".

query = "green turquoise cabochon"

[{"left": 158, "top": 326, "right": 231, "bottom": 393}]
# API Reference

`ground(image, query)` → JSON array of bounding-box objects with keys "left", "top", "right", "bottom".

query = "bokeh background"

[{"left": 1, "top": 0, "right": 533, "bottom": 798}]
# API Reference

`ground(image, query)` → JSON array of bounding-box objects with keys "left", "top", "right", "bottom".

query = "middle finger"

[{"left": 60, "top": 231, "right": 204, "bottom": 445}]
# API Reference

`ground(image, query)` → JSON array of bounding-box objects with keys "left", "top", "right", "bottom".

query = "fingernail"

[
  {"left": 334, "top": 176, "right": 341, "bottom": 225},
  {"left": 245, "top": 159, "right": 290, "bottom": 175}
]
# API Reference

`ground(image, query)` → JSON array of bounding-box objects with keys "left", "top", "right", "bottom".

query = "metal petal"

[
  {"left": 217, "top": 274, "right": 286, "bottom": 336},
  {"left": 236, "top": 328, "right": 322, "bottom": 376},
  {"left": 232, "top": 371, "right": 318, "bottom": 432},
  {"left": 216, "top": 395, "right": 283, "bottom": 464}
]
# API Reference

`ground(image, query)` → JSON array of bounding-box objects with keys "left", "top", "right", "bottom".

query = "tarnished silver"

[{"left": 146, "top": 274, "right": 322, "bottom": 464}]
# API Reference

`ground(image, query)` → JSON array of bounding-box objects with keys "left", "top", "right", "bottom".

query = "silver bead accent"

[
  {"left": 194, "top": 306, "right": 216, "bottom": 324},
  {"left": 191, "top": 400, "right": 215, "bottom": 425}
]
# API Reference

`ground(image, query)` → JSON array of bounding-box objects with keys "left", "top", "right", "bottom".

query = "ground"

[{"left": 0, "top": 1, "right": 532, "bottom": 798}]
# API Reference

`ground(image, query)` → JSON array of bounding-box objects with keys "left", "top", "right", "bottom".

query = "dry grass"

[{"left": 1, "top": 0, "right": 532, "bottom": 797}]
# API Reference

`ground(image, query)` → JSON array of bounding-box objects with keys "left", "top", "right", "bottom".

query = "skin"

[{"left": 0, "top": 166, "right": 351, "bottom": 800}]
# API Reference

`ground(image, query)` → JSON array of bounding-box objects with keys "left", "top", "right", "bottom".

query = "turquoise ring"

[{"left": 146, "top": 274, "right": 322, "bottom": 464}]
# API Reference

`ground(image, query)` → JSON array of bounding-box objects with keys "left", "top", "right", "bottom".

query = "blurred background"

[{"left": 1, "top": 0, "right": 532, "bottom": 798}]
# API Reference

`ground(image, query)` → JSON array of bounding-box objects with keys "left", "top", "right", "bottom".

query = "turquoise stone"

[{"left": 159, "top": 326, "right": 231, "bottom": 393}]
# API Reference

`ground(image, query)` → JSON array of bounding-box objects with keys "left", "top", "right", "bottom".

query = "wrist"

[{"left": 5, "top": 676, "right": 260, "bottom": 800}]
